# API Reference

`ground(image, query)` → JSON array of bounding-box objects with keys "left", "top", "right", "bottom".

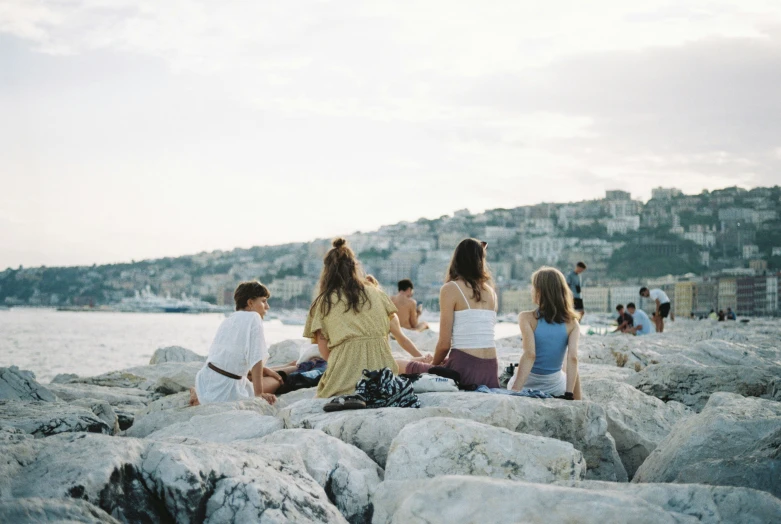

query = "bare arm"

[
  {"left": 566, "top": 322, "right": 580, "bottom": 398},
  {"left": 408, "top": 300, "right": 419, "bottom": 329},
  {"left": 315, "top": 330, "right": 330, "bottom": 361},
  {"left": 250, "top": 360, "right": 277, "bottom": 404},
  {"left": 511, "top": 312, "right": 537, "bottom": 391},
  {"left": 433, "top": 285, "right": 454, "bottom": 365},
  {"left": 389, "top": 314, "right": 422, "bottom": 357}
]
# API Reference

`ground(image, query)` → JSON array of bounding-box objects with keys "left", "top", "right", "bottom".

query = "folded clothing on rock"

[
  {"left": 475, "top": 385, "right": 551, "bottom": 398},
  {"left": 354, "top": 368, "right": 420, "bottom": 408}
]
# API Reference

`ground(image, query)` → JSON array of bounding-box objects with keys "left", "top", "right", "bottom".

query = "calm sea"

[{"left": 1, "top": 308, "right": 521, "bottom": 383}]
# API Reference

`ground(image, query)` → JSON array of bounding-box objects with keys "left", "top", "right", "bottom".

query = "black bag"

[{"left": 354, "top": 368, "right": 420, "bottom": 408}]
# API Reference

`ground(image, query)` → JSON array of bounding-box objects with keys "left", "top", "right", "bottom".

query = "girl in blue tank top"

[{"left": 508, "top": 267, "right": 582, "bottom": 399}]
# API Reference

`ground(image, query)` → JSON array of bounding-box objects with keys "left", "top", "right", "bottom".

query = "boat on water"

[{"left": 115, "top": 287, "right": 229, "bottom": 314}]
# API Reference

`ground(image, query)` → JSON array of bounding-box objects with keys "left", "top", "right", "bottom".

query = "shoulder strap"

[{"left": 450, "top": 281, "right": 471, "bottom": 309}]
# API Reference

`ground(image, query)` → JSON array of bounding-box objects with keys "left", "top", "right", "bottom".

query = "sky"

[{"left": 1, "top": 1, "right": 780, "bottom": 269}]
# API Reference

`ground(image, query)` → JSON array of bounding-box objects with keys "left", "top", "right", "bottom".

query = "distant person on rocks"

[
  {"left": 718, "top": 309, "right": 726, "bottom": 321},
  {"left": 391, "top": 279, "right": 430, "bottom": 332},
  {"left": 566, "top": 262, "right": 587, "bottom": 319},
  {"left": 727, "top": 307, "right": 737, "bottom": 320},
  {"left": 303, "top": 238, "right": 427, "bottom": 398},
  {"left": 192, "top": 281, "right": 280, "bottom": 406},
  {"left": 507, "top": 267, "right": 581, "bottom": 399},
  {"left": 639, "top": 287, "right": 672, "bottom": 333},
  {"left": 614, "top": 304, "right": 634, "bottom": 333},
  {"left": 626, "top": 303, "right": 652, "bottom": 336},
  {"left": 708, "top": 309, "right": 717, "bottom": 320},
  {"left": 397, "top": 239, "right": 500, "bottom": 388}
]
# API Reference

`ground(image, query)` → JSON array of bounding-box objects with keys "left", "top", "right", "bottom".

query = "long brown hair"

[
  {"left": 532, "top": 266, "right": 577, "bottom": 324},
  {"left": 446, "top": 238, "right": 492, "bottom": 302},
  {"left": 312, "top": 237, "right": 369, "bottom": 316}
]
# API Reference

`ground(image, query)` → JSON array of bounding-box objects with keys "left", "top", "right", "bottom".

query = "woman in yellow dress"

[{"left": 304, "top": 238, "right": 426, "bottom": 398}]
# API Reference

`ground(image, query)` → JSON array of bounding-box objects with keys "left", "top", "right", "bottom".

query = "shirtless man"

[{"left": 391, "top": 279, "right": 429, "bottom": 331}]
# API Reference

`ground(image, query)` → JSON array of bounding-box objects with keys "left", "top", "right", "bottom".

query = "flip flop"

[{"left": 323, "top": 394, "right": 367, "bottom": 412}]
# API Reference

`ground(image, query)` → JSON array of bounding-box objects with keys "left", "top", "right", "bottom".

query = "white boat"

[{"left": 116, "top": 287, "right": 227, "bottom": 313}]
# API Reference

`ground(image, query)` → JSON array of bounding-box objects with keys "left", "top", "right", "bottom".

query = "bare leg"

[
  {"left": 189, "top": 387, "right": 200, "bottom": 407},
  {"left": 573, "top": 374, "right": 582, "bottom": 400},
  {"left": 659, "top": 318, "right": 665, "bottom": 333},
  {"left": 259, "top": 376, "right": 283, "bottom": 395},
  {"left": 395, "top": 359, "right": 413, "bottom": 374}
]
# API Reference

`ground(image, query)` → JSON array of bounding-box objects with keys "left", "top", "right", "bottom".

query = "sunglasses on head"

[{"left": 480, "top": 241, "right": 487, "bottom": 249}]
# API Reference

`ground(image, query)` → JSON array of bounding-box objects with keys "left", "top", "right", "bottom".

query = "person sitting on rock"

[
  {"left": 391, "top": 279, "right": 430, "bottom": 332},
  {"left": 614, "top": 304, "right": 634, "bottom": 333},
  {"left": 191, "top": 281, "right": 280, "bottom": 406},
  {"left": 303, "top": 238, "right": 427, "bottom": 398},
  {"left": 396, "top": 238, "right": 501, "bottom": 388},
  {"left": 507, "top": 267, "right": 582, "bottom": 399}
]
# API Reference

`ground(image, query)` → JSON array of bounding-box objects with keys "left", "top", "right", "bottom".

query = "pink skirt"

[{"left": 406, "top": 348, "right": 499, "bottom": 388}]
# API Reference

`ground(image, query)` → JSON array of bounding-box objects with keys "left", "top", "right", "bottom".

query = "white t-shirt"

[
  {"left": 195, "top": 311, "right": 268, "bottom": 404},
  {"left": 631, "top": 309, "right": 652, "bottom": 336},
  {"left": 649, "top": 289, "right": 670, "bottom": 304}
]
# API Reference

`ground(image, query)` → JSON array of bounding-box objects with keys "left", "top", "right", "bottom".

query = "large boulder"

[
  {"left": 72, "top": 362, "right": 204, "bottom": 394},
  {"left": 582, "top": 379, "right": 692, "bottom": 478},
  {"left": 46, "top": 382, "right": 152, "bottom": 409},
  {"left": 149, "top": 346, "right": 205, "bottom": 365},
  {"left": 558, "top": 480, "right": 781, "bottom": 524},
  {"left": 70, "top": 398, "right": 121, "bottom": 435},
  {"left": 578, "top": 363, "right": 636, "bottom": 383},
  {"left": 0, "top": 497, "right": 120, "bottom": 524},
  {"left": 276, "top": 387, "right": 317, "bottom": 408},
  {"left": 281, "top": 393, "right": 627, "bottom": 481},
  {"left": 145, "top": 411, "right": 283, "bottom": 443},
  {"left": 628, "top": 364, "right": 781, "bottom": 411},
  {"left": 385, "top": 417, "right": 586, "bottom": 483},
  {"left": 0, "top": 400, "right": 112, "bottom": 437},
  {"left": 0, "top": 366, "right": 56, "bottom": 401},
  {"left": 0, "top": 428, "right": 42, "bottom": 498},
  {"left": 234, "top": 429, "right": 384, "bottom": 524},
  {"left": 417, "top": 392, "right": 627, "bottom": 482},
  {"left": 7, "top": 432, "right": 348, "bottom": 523},
  {"left": 372, "top": 477, "right": 697, "bottom": 524},
  {"left": 633, "top": 392, "right": 781, "bottom": 498},
  {"left": 125, "top": 397, "right": 277, "bottom": 438},
  {"left": 267, "top": 339, "right": 310, "bottom": 366}
]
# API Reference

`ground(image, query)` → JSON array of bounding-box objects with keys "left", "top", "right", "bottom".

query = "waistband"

[
  {"left": 208, "top": 362, "right": 242, "bottom": 380},
  {"left": 449, "top": 348, "right": 498, "bottom": 361}
]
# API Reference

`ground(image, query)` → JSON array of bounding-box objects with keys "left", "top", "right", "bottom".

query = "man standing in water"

[
  {"left": 566, "top": 262, "right": 587, "bottom": 319},
  {"left": 639, "top": 287, "right": 672, "bottom": 333},
  {"left": 392, "top": 279, "right": 429, "bottom": 331}
]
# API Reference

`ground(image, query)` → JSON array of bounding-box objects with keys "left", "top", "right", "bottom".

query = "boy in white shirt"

[{"left": 639, "top": 287, "right": 672, "bottom": 333}]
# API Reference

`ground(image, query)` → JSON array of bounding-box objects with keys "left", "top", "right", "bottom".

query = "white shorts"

[{"left": 507, "top": 370, "right": 566, "bottom": 396}]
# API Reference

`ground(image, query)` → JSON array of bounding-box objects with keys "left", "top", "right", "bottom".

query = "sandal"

[{"left": 323, "top": 394, "right": 367, "bottom": 412}]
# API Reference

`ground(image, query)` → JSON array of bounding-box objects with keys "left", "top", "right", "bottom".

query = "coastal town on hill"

[{"left": 2, "top": 185, "right": 780, "bottom": 318}]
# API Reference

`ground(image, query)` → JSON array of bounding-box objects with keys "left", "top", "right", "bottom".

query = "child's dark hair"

[{"left": 234, "top": 281, "right": 270, "bottom": 310}]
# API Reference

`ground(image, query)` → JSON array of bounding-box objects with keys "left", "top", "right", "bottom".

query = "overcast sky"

[{"left": 2, "top": 1, "right": 780, "bottom": 269}]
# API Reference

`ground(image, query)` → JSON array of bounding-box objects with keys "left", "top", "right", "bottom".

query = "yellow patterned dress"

[{"left": 303, "top": 286, "right": 399, "bottom": 398}]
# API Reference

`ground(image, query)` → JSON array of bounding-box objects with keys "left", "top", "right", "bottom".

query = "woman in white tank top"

[{"left": 397, "top": 239, "right": 500, "bottom": 388}]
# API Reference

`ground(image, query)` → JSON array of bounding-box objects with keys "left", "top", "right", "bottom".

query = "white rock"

[
  {"left": 0, "top": 427, "right": 42, "bottom": 498},
  {"left": 582, "top": 379, "right": 692, "bottom": 478},
  {"left": 146, "top": 411, "right": 283, "bottom": 443},
  {"left": 125, "top": 397, "right": 277, "bottom": 438},
  {"left": 267, "top": 338, "right": 310, "bottom": 366},
  {"left": 70, "top": 398, "right": 121, "bottom": 436},
  {"left": 633, "top": 392, "right": 781, "bottom": 498},
  {"left": 385, "top": 417, "right": 586, "bottom": 483},
  {"left": 46, "top": 382, "right": 151, "bottom": 408},
  {"left": 0, "top": 366, "right": 56, "bottom": 401},
  {"left": 417, "top": 392, "right": 627, "bottom": 482},
  {"left": 281, "top": 393, "right": 627, "bottom": 482},
  {"left": 276, "top": 387, "right": 317, "bottom": 408},
  {"left": 578, "top": 363, "right": 636, "bottom": 382},
  {"left": 0, "top": 497, "right": 120, "bottom": 524},
  {"left": 558, "top": 480, "right": 781, "bottom": 524},
  {"left": 0, "top": 400, "right": 112, "bottom": 437},
  {"left": 628, "top": 364, "right": 781, "bottom": 411},
  {"left": 149, "top": 345, "right": 206, "bottom": 365},
  {"left": 371, "top": 477, "right": 697, "bottom": 524},
  {"left": 8, "top": 432, "right": 348, "bottom": 523},
  {"left": 73, "top": 361, "right": 204, "bottom": 394},
  {"left": 234, "top": 429, "right": 384, "bottom": 523}
]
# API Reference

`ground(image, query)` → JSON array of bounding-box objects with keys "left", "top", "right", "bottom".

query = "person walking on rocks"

[
  {"left": 397, "top": 238, "right": 501, "bottom": 388},
  {"left": 507, "top": 267, "right": 582, "bottom": 399},
  {"left": 192, "top": 281, "right": 280, "bottom": 406},
  {"left": 639, "top": 287, "right": 672, "bottom": 333},
  {"left": 566, "top": 261, "right": 587, "bottom": 319},
  {"left": 304, "top": 238, "right": 426, "bottom": 398}
]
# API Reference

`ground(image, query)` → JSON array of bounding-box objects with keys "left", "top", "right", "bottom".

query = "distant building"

[
  {"left": 378, "top": 260, "right": 415, "bottom": 284},
  {"left": 269, "top": 277, "right": 312, "bottom": 302},
  {"left": 695, "top": 280, "right": 718, "bottom": 314},
  {"left": 674, "top": 282, "right": 695, "bottom": 317},
  {"left": 490, "top": 261, "right": 513, "bottom": 283},
  {"left": 609, "top": 286, "right": 639, "bottom": 313},
  {"left": 606, "top": 216, "right": 640, "bottom": 236},
  {"left": 438, "top": 231, "right": 468, "bottom": 250},
  {"left": 500, "top": 287, "right": 535, "bottom": 315},
  {"left": 522, "top": 218, "right": 556, "bottom": 236},
  {"left": 749, "top": 259, "right": 768, "bottom": 271},
  {"left": 773, "top": 247, "right": 781, "bottom": 256},
  {"left": 521, "top": 237, "right": 577, "bottom": 262},
  {"left": 453, "top": 209, "right": 471, "bottom": 218},
  {"left": 743, "top": 244, "right": 760, "bottom": 260},
  {"left": 483, "top": 226, "right": 517, "bottom": 242},
  {"left": 719, "top": 207, "right": 758, "bottom": 224},
  {"left": 652, "top": 187, "right": 683, "bottom": 200},
  {"left": 605, "top": 190, "right": 631, "bottom": 201},
  {"left": 582, "top": 286, "right": 609, "bottom": 313}
]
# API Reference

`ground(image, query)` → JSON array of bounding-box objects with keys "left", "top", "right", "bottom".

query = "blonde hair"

[{"left": 531, "top": 266, "right": 577, "bottom": 324}]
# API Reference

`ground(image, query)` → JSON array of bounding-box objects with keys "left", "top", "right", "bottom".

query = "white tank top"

[{"left": 449, "top": 282, "right": 497, "bottom": 349}]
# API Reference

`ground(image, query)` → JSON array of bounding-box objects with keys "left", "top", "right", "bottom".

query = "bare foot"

[{"left": 189, "top": 387, "right": 200, "bottom": 407}]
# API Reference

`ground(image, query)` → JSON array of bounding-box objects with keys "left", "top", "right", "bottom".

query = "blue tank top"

[{"left": 531, "top": 312, "right": 569, "bottom": 375}]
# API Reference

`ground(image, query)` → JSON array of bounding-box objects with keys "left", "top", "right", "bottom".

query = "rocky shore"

[{"left": 1, "top": 319, "right": 780, "bottom": 523}]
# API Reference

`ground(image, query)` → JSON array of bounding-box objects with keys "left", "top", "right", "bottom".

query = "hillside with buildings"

[{"left": 2, "top": 185, "right": 779, "bottom": 317}]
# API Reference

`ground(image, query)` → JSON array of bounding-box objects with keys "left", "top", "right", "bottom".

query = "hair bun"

[{"left": 332, "top": 237, "right": 347, "bottom": 249}]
